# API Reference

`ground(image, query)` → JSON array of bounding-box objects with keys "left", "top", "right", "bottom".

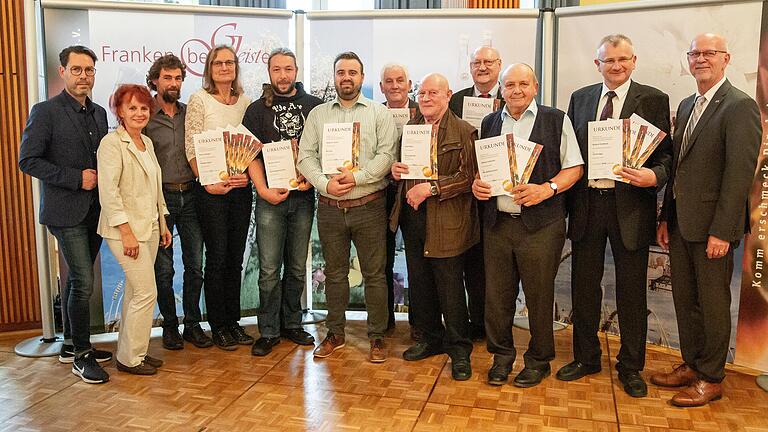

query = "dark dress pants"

[
  {"left": 570, "top": 189, "right": 649, "bottom": 373},
  {"left": 400, "top": 202, "right": 472, "bottom": 360},
  {"left": 485, "top": 215, "right": 565, "bottom": 369}
]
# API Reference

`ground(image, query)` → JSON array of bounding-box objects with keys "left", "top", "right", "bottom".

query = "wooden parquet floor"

[{"left": 0, "top": 313, "right": 766, "bottom": 431}]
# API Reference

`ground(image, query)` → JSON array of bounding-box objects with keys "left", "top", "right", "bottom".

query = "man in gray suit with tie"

[{"left": 652, "top": 33, "right": 761, "bottom": 407}]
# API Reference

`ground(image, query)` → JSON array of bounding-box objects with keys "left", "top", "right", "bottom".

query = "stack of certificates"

[
  {"left": 475, "top": 133, "right": 544, "bottom": 197},
  {"left": 587, "top": 114, "right": 668, "bottom": 181},
  {"left": 193, "top": 125, "right": 263, "bottom": 185}
]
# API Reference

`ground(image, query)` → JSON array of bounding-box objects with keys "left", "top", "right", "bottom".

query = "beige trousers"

[{"left": 107, "top": 227, "right": 159, "bottom": 367}]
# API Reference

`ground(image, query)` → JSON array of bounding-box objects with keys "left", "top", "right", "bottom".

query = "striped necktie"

[{"left": 678, "top": 95, "right": 706, "bottom": 163}]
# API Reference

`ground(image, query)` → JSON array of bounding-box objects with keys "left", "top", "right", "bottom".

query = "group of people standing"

[{"left": 19, "top": 29, "right": 759, "bottom": 410}]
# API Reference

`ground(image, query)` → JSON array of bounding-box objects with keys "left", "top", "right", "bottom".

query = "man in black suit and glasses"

[
  {"left": 558, "top": 34, "right": 672, "bottom": 399},
  {"left": 652, "top": 33, "right": 760, "bottom": 407}
]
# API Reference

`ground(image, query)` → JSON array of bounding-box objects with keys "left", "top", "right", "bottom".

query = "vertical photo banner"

[
  {"left": 736, "top": 2, "right": 768, "bottom": 372},
  {"left": 42, "top": 5, "right": 291, "bottom": 328}
]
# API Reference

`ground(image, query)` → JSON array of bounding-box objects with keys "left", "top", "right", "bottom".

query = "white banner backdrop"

[{"left": 306, "top": 12, "right": 540, "bottom": 102}]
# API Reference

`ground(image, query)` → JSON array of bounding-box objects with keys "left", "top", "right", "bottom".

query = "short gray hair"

[
  {"left": 596, "top": 34, "right": 634, "bottom": 57},
  {"left": 380, "top": 63, "right": 410, "bottom": 83}
]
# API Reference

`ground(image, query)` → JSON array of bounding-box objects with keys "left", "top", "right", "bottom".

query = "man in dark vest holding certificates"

[{"left": 472, "top": 64, "right": 583, "bottom": 388}]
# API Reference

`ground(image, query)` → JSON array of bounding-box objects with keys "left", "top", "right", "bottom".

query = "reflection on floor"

[{"left": 0, "top": 313, "right": 766, "bottom": 431}]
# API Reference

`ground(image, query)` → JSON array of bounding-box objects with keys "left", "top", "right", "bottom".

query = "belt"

[
  {"left": 500, "top": 211, "right": 521, "bottom": 218},
  {"left": 319, "top": 189, "right": 384, "bottom": 209},
  {"left": 589, "top": 187, "right": 615, "bottom": 195},
  {"left": 163, "top": 181, "right": 196, "bottom": 192}
]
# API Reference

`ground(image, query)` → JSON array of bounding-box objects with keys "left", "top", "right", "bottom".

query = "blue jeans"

[
  {"left": 48, "top": 208, "right": 102, "bottom": 355},
  {"left": 154, "top": 186, "right": 204, "bottom": 329},
  {"left": 255, "top": 192, "right": 314, "bottom": 338}
]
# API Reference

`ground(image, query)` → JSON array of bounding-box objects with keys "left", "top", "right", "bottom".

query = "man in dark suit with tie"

[
  {"left": 652, "top": 33, "right": 761, "bottom": 407},
  {"left": 19, "top": 45, "right": 111, "bottom": 384},
  {"left": 557, "top": 34, "right": 672, "bottom": 398},
  {"left": 449, "top": 46, "right": 505, "bottom": 340}
]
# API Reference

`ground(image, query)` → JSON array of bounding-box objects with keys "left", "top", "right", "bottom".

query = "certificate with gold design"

[
  {"left": 321, "top": 122, "right": 358, "bottom": 174},
  {"left": 389, "top": 108, "right": 411, "bottom": 135},
  {"left": 587, "top": 119, "right": 623, "bottom": 180},
  {"left": 262, "top": 140, "right": 299, "bottom": 190},
  {"left": 475, "top": 134, "right": 513, "bottom": 196},
  {"left": 400, "top": 124, "right": 438, "bottom": 180},
  {"left": 628, "top": 114, "right": 667, "bottom": 168}
]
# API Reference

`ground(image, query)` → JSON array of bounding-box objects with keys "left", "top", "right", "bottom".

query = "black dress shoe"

[
  {"left": 142, "top": 355, "right": 164, "bottom": 368},
  {"left": 451, "top": 358, "right": 472, "bottom": 381},
  {"left": 487, "top": 363, "right": 512, "bottom": 386},
  {"left": 513, "top": 365, "right": 551, "bottom": 388},
  {"left": 251, "top": 337, "right": 281, "bottom": 356},
  {"left": 281, "top": 328, "right": 315, "bottom": 346},
  {"left": 211, "top": 327, "right": 238, "bottom": 351},
  {"left": 619, "top": 370, "right": 648, "bottom": 398},
  {"left": 162, "top": 327, "right": 184, "bottom": 350},
  {"left": 402, "top": 342, "right": 444, "bottom": 361},
  {"left": 183, "top": 325, "right": 214, "bottom": 348},
  {"left": 229, "top": 325, "right": 255, "bottom": 345},
  {"left": 555, "top": 360, "right": 601, "bottom": 381}
]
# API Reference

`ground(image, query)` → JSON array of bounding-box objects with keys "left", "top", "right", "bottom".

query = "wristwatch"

[
  {"left": 429, "top": 181, "right": 439, "bottom": 196},
  {"left": 546, "top": 180, "right": 558, "bottom": 195}
]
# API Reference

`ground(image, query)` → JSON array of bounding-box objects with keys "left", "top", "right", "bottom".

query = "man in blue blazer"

[{"left": 19, "top": 46, "right": 111, "bottom": 384}]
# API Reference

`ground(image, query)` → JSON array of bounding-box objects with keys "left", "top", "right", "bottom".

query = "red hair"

[{"left": 109, "top": 84, "right": 155, "bottom": 125}]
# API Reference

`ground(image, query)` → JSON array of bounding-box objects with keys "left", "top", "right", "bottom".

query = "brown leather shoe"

[
  {"left": 650, "top": 364, "right": 698, "bottom": 387},
  {"left": 369, "top": 338, "right": 387, "bottom": 363},
  {"left": 671, "top": 379, "right": 723, "bottom": 407},
  {"left": 313, "top": 333, "right": 345, "bottom": 358}
]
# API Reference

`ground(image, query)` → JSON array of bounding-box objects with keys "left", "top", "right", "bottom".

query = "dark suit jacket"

[
  {"left": 19, "top": 91, "right": 109, "bottom": 227},
  {"left": 448, "top": 86, "right": 504, "bottom": 118},
  {"left": 566, "top": 81, "right": 672, "bottom": 251},
  {"left": 660, "top": 79, "right": 761, "bottom": 242}
]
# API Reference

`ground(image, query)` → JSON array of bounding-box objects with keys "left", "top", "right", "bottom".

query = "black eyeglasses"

[{"left": 69, "top": 66, "right": 96, "bottom": 76}]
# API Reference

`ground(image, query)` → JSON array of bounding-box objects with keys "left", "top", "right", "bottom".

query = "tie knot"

[
  {"left": 695, "top": 95, "right": 706, "bottom": 106},
  {"left": 605, "top": 91, "right": 616, "bottom": 100}
]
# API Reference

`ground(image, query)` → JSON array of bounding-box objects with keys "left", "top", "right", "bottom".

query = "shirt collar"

[
  {"left": 474, "top": 83, "right": 500, "bottom": 98},
  {"left": 502, "top": 98, "right": 537, "bottom": 121},
  {"left": 152, "top": 98, "right": 185, "bottom": 117},
  {"left": 332, "top": 93, "right": 370, "bottom": 108},
  {"left": 600, "top": 78, "right": 632, "bottom": 101},
  {"left": 61, "top": 89, "right": 94, "bottom": 113},
  {"left": 697, "top": 75, "right": 727, "bottom": 101}
]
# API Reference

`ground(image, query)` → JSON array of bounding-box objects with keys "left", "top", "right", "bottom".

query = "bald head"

[
  {"left": 501, "top": 63, "right": 539, "bottom": 119},
  {"left": 470, "top": 46, "right": 502, "bottom": 93},
  {"left": 417, "top": 73, "right": 452, "bottom": 123},
  {"left": 688, "top": 33, "right": 730, "bottom": 93}
]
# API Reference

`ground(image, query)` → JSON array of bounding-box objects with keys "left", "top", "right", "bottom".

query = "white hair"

[{"left": 380, "top": 63, "right": 410, "bottom": 83}]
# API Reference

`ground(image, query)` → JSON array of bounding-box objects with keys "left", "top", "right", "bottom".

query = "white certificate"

[
  {"left": 587, "top": 119, "right": 624, "bottom": 180},
  {"left": 389, "top": 108, "right": 411, "bottom": 135},
  {"left": 193, "top": 130, "right": 228, "bottom": 186},
  {"left": 513, "top": 136, "right": 543, "bottom": 185},
  {"left": 475, "top": 134, "right": 514, "bottom": 196},
  {"left": 321, "top": 122, "right": 354, "bottom": 174},
  {"left": 462, "top": 96, "right": 495, "bottom": 134},
  {"left": 262, "top": 140, "right": 299, "bottom": 190},
  {"left": 400, "top": 124, "right": 437, "bottom": 180}
]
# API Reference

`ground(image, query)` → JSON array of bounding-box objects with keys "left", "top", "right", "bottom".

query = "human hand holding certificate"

[
  {"left": 321, "top": 122, "right": 360, "bottom": 174},
  {"left": 263, "top": 140, "right": 300, "bottom": 190},
  {"left": 400, "top": 124, "right": 438, "bottom": 180},
  {"left": 587, "top": 119, "right": 624, "bottom": 180},
  {"left": 462, "top": 96, "right": 500, "bottom": 135}
]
